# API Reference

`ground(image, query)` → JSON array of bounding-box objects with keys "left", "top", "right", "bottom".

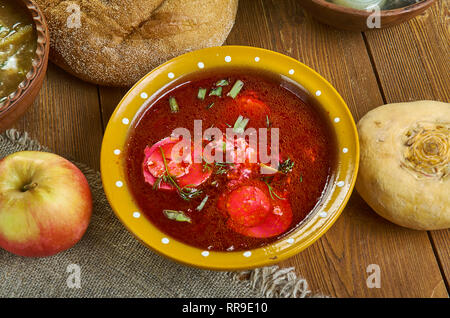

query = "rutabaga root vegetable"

[{"left": 356, "top": 101, "right": 450, "bottom": 230}]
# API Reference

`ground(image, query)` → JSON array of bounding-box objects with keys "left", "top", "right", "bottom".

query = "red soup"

[{"left": 125, "top": 68, "right": 336, "bottom": 251}]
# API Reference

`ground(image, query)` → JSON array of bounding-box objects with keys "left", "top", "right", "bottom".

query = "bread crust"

[
  {"left": 36, "top": 0, "right": 239, "bottom": 86},
  {"left": 356, "top": 101, "right": 450, "bottom": 230}
]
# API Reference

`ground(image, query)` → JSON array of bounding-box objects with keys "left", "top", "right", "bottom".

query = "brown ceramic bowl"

[
  {"left": 299, "top": 0, "right": 436, "bottom": 31},
  {"left": 0, "top": 0, "right": 49, "bottom": 132}
]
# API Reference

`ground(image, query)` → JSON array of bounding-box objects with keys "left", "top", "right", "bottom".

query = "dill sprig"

[
  {"left": 159, "top": 147, "right": 203, "bottom": 201},
  {"left": 262, "top": 179, "right": 286, "bottom": 201},
  {"left": 214, "top": 162, "right": 234, "bottom": 175},
  {"left": 202, "top": 158, "right": 212, "bottom": 172}
]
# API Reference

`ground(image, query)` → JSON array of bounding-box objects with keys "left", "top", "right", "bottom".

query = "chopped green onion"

[
  {"left": 197, "top": 88, "right": 207, "bottom": 100},
  {"left": 209, "top": 87, "right": 222, "bottom": 97},
  {"left": 225, "top": 123, "right": 231, "bottom": 128},
  {"left": 300, "top": 175, "right": 303, "bottom": 183},
  {"left": 196, "top": 195, "right": 209, "bottom": 211},
  {"left": 227, "top": 80, "right": 244, "bottom": 98},
  {"left": 266, "top": 115, "right": 271, "bottom": 129},
  {"left": 233, "top": 115, "right": 250, "bottom": 134},
  {"left": 163, "top": 210, "right": 191, "bottom": 223},
  {"left": 206, "top": 102, "right": 215, "bottom": 110},
  {"left": 216, "top": 79, "right": 229, "bottom": 86},
  {"left": 169, "top": 97, "right": 179, "bottom": 113}
]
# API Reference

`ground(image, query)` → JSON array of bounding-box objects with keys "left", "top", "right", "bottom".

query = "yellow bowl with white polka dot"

[{"left": 101, "top": 46, "right": 359, "bottom": 270}]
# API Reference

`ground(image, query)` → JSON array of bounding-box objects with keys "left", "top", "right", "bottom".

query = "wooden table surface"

[{"left": 13, "top": 0, "right": 449, "bottom": 297}]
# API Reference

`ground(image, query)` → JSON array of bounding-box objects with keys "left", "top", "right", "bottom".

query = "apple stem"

[{"left": 22, "top": 182, "right": 38, "bottom": 192}]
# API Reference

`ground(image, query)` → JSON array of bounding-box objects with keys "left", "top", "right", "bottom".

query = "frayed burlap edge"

[
  {"left": 1, "top": 129, "right": 326, "bottom": 298},
  {"left": 230, "top": 267, "right": 323, "bottom": 298}
]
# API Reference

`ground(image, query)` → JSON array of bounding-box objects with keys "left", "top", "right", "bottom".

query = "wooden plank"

[
  {"left": 99, "top": 87, "right": 129, "bottom": 129},
  {"left": 363, "top": 0, "right": 450, "bottom": 293},
  {"left": 430, "top": 230, "right": 450, "bottom": 292},
  {"left": 12, "top": 63, "right": 104, "bottom": 170},
  {"left": 363, "top": 1, "right": 449, "bottom": 103}
]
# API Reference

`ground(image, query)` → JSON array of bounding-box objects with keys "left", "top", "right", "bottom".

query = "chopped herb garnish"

[
  {"left": 215, "top": 162, "right": 234, "bottom": 175},
  {"left": 233, "top": 115, "right": 250, "bottom": 134},
  {"left": 225, "top": 123, "right": 232, "bottom": 128},
  {"left": 196, "top": 195, "right": 209, "bottom": 211},
  {"left": 216, "top": 167, "right": 229, "bottom": 175},
  {"left": 263, "top": 180, "right": 286, "bottom": 201},
  {"left": 197, "top": 88, "right": 207, "bottom": 100},
  {"left": 300, "top": 175, "right": 303, "bottom": 183},
  {"left": 202, "top": 159, "right": 212, "bottom": 172},
  {"left": 153, "top": 176, "right": 163, "bottom": 190},
  {"left": 216, "top": 79, "right": 229, "bottom": 86},
  {"left": 163, "top": 210, "right": 192, "bottom": 223},
  {"left": 215, "top": 162, "right": 234, "bottom": 167},
  {"left": 159, "top": 147, "right": 203, "bottom": 201},
  {"left": 260, "top": 163, "right": 279, "bottom": 175},
  {"left": 179, "top": 186, "right": 203, "bottom": 201},
  {"left": 211, "top": 180, "right": 218, "bottom": 186},
  {"left": 222, "top": 141, "right": 227, "bottom": 153},
  {"left": 169, "top": 97, "right": 179, "bottom": 113},
  {"left": 279, "top": 158, "right": 295, "bottom": 174},
  {"left": 266, "top": 115, "right": 271, "bottom": 129},
  {"left": 209, "top": 86, "right": 222, "bottom": 97},
  {"left": 206, "top": 102, "right": 215, "bottom": 110},
  {"left": 227, "top": 80, "right": 244, "bottom": 98}
]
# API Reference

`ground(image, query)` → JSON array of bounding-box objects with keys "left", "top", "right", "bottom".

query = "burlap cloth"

[{"left": 0, "top": 130, "right": 315, "bottom": 298}]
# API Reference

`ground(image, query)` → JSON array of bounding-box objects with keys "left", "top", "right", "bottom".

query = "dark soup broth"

[{"left": 125, "top": 68, "right": 336, "bottom": 251}]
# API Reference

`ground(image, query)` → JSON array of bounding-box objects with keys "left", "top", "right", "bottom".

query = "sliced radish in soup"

[
  {"left": 143, "top": 139, "right": 174, "bottom": 191},
  {"left": 228, "top": 197, "right": 293, "bottom": 238},
  {"left": 142, "top": 137, "right": 211, "bottom": 190},
  {"left": 226, "top": 186, "right": 271, "bottom": 227},
  {"left": 224, "top": 183, "right": 293, "bottom": 238},
  {"left": 177, "top": 163, "right": 212, "bottom": 188}
]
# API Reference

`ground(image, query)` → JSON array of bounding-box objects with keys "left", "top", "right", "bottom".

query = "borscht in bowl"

[{"left": 101, "top": 46, "right": 359, "bottom": 270}]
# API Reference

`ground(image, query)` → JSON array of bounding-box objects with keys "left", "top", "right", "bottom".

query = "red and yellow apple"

[{"left": 0, "top": 151, "right": 92, "bottom": 257}]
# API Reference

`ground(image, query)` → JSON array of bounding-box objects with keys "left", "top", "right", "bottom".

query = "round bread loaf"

[
  {"left": 35, "top": 0, "right": 239, "bottom": 86},
  {"left": 356, "top": 101, "right": 450, "bottom": 230}
]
